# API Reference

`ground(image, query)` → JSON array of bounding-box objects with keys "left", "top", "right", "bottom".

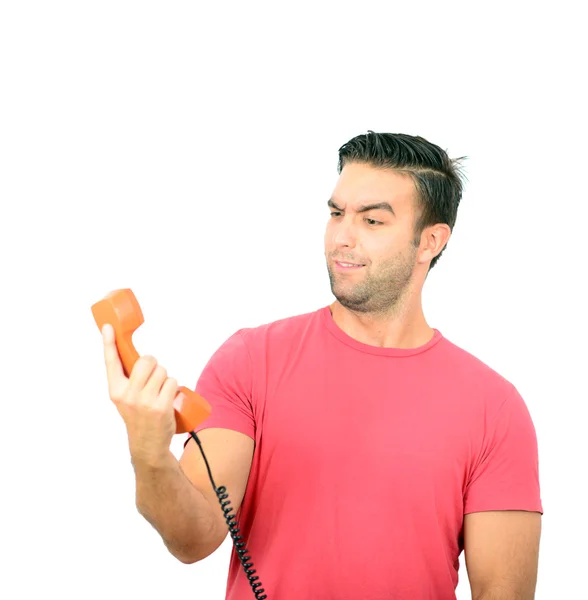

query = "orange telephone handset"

[{"left": 91, "top": 288, "right": 211, "bottom": 434}]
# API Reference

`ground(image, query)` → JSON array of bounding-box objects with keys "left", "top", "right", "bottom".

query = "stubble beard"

[{"left": 327, "top": 246, "right": 418, "bottom": 316}]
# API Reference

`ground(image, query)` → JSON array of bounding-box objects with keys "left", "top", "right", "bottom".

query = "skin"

[
  {"left": 324, "top": 161, "right": 541, "bottom": 598},
  {"left": 324, "top": 161, "right": 450, "bottom": 348},
  {"left": 101, "top": 159, "right": 541, "bottom": 593},
  {"left": 102, "top": 325, "right": 254, "bottom": 563}
]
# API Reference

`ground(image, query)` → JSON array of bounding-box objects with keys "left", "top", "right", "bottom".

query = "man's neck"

[{"left": 329, "top": 301, "right": 434, "bottom": 349}]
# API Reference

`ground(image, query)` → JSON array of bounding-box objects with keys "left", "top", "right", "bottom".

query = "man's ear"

[{"left": 417, "top": 223, "right": 452, "bottom": 265}]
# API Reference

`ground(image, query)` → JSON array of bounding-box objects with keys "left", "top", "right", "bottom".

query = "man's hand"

[{"left": 102, "top": 323, "right": 181, "bottom": 467}]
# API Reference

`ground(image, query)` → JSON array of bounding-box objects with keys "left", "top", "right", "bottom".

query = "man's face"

[{"left": 324, "top": 162, "right": 421, "bottom": 314}]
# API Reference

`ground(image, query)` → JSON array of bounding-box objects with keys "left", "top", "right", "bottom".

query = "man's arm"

[
  {"left": 463, "top": 510, "right": 541, "bottom": 599},
  {"left": 135, "top": 427, "right": 254, "bottom": 564}
]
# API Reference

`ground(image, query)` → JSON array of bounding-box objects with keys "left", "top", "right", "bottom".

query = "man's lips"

[{"left": 334, "top": 261, "right": 365, "bottom": 270}]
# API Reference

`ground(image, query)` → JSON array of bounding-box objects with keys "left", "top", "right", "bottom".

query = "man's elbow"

[
  {"left": 170, "top": 544, "right": 202, "bottom": 564},
  {"left": 166, "top": 531, "right": 227, "bottom": 565}
]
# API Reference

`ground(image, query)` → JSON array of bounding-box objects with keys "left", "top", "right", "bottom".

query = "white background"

[{"left": 1, "top": 1, "right": 586, "bottom": 598}]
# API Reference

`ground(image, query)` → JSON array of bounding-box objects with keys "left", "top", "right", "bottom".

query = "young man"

[{"left": 102, "top": 132, "right": 542, "bottom": 599}]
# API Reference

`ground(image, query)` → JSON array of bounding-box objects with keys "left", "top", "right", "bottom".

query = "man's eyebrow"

[{"left": 327, "top": 198, "right": 395, "bottom": 216}]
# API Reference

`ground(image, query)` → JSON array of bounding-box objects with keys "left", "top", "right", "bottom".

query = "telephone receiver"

[{"left": 91, "top": 288, "right": 211, "bottom": 434}]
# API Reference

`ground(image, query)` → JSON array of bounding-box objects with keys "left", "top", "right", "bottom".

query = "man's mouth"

[{"left": 335, "top": 261, "right": 365, "bottom": 270}]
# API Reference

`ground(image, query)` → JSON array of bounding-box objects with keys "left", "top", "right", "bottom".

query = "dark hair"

[{"left": 337, "top": 131, "right": 467, "bottom": 270}]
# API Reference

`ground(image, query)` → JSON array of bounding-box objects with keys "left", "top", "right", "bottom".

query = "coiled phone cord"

[{"left": 190, "top": 431, "right": 267, "bottom": 600}]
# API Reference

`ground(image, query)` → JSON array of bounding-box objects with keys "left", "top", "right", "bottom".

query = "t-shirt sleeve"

[
  {"left": 183, "top": 329, "right": 255, "bottom": 448},
  {"left": 464, "top": 384, "right": 543, "bottom": 515}
]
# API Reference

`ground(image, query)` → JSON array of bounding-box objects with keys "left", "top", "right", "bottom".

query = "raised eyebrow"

[{"left": 327, "top": 198, "right": 395, "bottom": 216}]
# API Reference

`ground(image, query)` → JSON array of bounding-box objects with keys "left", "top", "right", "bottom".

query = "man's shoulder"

[
  {"left": 235, "top": 305, "right": 325, "bottom": 345},
  {"left": 438, "top": 333, "right": 516, "bottom": 393}
]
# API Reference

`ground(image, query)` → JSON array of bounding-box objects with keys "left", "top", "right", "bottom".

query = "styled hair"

[{"left": 337, "top": 131, "right": 467, "bottom": 270}]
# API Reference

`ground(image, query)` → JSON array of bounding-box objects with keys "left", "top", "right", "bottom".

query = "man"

[{"left": 102, "top": 132, "right": 543, "bottom": 599}]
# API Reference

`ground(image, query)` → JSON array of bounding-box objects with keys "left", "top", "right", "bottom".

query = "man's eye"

[{"left": 330, "top": 212, "right": 382, "bottom": 226}]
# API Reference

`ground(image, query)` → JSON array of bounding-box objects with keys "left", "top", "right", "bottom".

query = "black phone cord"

[{"left": 190, "top": 431, "right": 267, "bottom": 600}]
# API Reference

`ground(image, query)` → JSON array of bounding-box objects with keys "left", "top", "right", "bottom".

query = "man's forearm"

[{"left": 133, "top": 451, "right": 222, "bottom": 563}]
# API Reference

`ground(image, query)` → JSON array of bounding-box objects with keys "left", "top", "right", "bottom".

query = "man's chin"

[{"left": 332, "top": 293, "right": 370, "bottom": 312}]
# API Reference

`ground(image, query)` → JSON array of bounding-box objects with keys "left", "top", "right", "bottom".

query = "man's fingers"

[
  {"left": 128, "top": 355, "right": 158, "bottom": 394},
  {"left": 100, "top": 325, "right": 173, "bottom": 413},
  {"left": 102, "top": 324, "right": 125, "bottom": 385},
  {"left": 159, "top": 377, "right": 180, "bottom": 409},
  {"left": 142, "top": 364, "right": 168, "bottom": 396}
]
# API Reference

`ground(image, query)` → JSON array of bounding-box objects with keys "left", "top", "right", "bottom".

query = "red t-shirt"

[{"left": 186, "top": 306, "right": 543, "bottom": 600}]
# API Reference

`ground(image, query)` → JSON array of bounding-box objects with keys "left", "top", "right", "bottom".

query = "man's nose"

[{"left": 333, "top": 222, "right": 357, "bottom": 247}]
